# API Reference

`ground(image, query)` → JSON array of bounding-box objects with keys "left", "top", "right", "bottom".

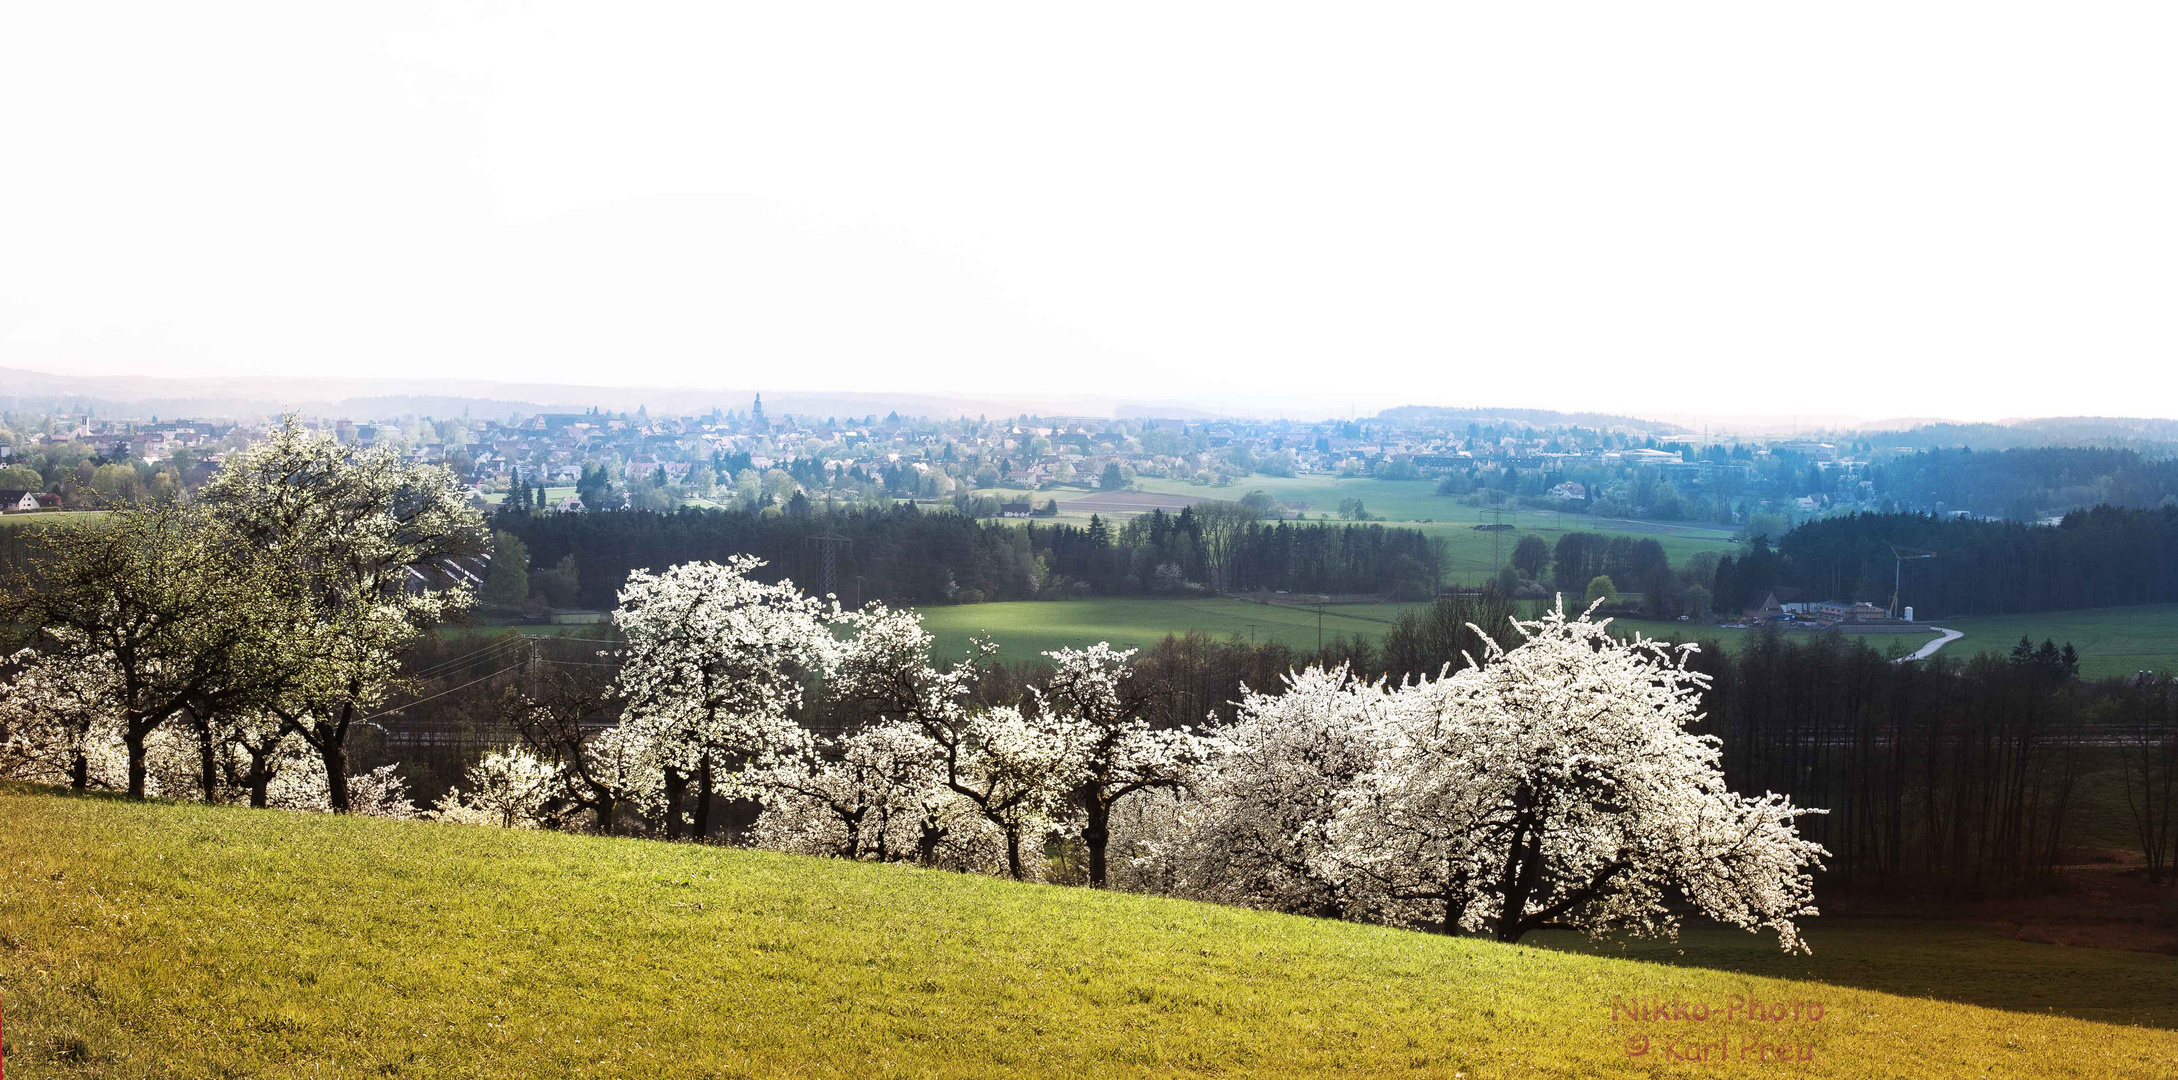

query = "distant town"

[{"left": 11, "top": 396, "right": 2164, "bottom": 530}]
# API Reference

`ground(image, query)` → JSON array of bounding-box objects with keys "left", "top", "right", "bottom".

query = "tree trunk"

[
  {"left": 692, "top": 758, "right": 714, "bottom": 840},
  {"left": 1083, "top": 801, "right": 1111, "bottom": 887},
  {"left": 1494, "top": 824, "right": 1542, "bottom": 943},
  {"left": 125, "top": 724, "right": 150, "bottom": 799},
  {"left": 70, "top": 752, "right": 89, "bottom": 792},
  {"left": 249, "top": 750, "right": 272, "bottom": 809},
  {"left": 1440, "top": 862, "right": 1470, "bottom": 935},
  {"left": 919, "top": 818, "right": 945, "bottom": 867},
  {"left": 194, "top": 716, "right": 219, "bottom": 803},
  {"left": 594, "top": 794, "right": 616, "bottom": 835},
  {"left": 319, "top": 737, "right": 349, "bottom": 813},
  {"left": 663, "top": 768, "right": 686, "bottom": 839},
  {"left": 1004, "top": 827, "right": 1025, "bottom": 880}
]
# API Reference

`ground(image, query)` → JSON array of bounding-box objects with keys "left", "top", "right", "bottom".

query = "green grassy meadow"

[
  {"left": 481, "top": 485, "right": 576, "bottom": 507},
  {"left": 1932, "top": 604, "right": 2178, "bottom": 680},
  {"left": 3, "top": 786, "right": 2173, "bottom": 1078},
  {"left": 1623, "top": 621, "right": 1943, "bottom": 660},
  {"left": 1646, "top": 604, "right": 2178, "bottom": 679},
  {"left": 914, "top": 596, "right": 1427, "bottom": 660},
  {"left": 1126, "top": 475, "right": 1743, "bottom": 586},
  {"left": 0, "top": 511, "right": 107, "bottom": 530},
  {"left": 913, "top": 596, "right": 2178, "bottom": 683}
]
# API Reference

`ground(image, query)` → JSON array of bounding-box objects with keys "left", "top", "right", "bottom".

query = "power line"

[
  {"left": 362, "top": 664, "right": 521, "bottom": 722},
  {"left": 409, "top": 636, "right": 527, "bottom": 679},
  {"left": 413, "top": 634, "right": 526, "bottom": 673}
]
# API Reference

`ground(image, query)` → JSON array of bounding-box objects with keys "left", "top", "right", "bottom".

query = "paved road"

[{"left": 1896, "top": 627, "right": 1963, "bottom": 663}]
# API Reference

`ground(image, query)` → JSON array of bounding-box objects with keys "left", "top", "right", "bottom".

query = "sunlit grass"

[
  {"left": 914, "top": 596, "right": 1427, "bottom": 659},
  {"left": 2, "top": 785, "right": 2172, "bottom": 1077}
]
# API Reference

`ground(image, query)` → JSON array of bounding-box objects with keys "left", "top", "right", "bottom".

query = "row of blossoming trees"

[
  {"left": 0, "top": 421, "right": 1826, "bottom": 950},
  {"left": 458, "top": 555, "right": 1823, "bottom": 950}
]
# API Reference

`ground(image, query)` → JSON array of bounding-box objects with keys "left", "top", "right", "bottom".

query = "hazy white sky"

[{"left": 3, "top": 3, "right": 2173, "bottom": 420}]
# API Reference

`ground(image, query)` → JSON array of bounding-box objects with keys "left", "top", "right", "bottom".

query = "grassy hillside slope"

[{"left": 2, "top": 786, "right": 2172, "bottom": 1078}]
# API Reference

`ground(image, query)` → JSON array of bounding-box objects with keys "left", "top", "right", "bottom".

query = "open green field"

[
  {"left": 435, "top": 595, "right": 2175, "bottom": 684},
  {"left": 1128, "top": 475, "right": 1742, "bottom": 586},
  {"left": 2, "top": 785, "right": 2171, "bottom": 1078},
  {"left": 915, "top": 598, "right": 1966, "bottom": 668},
  {"left": 914, "top": 596, "right": 1427, "bottom": 660},
  {"left": 481, "top": 484, "right": 575, "bottom": 506},
  {"left": 1932, "top": 604, "right": 2178, "bottom": 680},
  {"left": 0, "top": 510, "right": 106, "bottom": 529},
  {"left": 1613, "top": 620, "right": 1941, "bottom": 660},
  {"left": 1642, "top": 604, "right": 2178, "bottom": 679}
]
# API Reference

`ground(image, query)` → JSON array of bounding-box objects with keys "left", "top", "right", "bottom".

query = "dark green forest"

[
  {"left": 1724, "top": 506, "right": 2178, "bottom": 616},
  {"left": 494, "top": 503, "right": 1449, "bottom": 608}
]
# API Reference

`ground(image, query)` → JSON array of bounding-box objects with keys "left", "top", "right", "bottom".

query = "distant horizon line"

[{"left": 4, "top": 363, "right": 2176, "bottom": 433}]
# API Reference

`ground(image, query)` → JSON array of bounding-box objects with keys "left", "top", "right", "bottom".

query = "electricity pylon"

[{"left": 1887, "top": 543, "right": 1935, "bottom": 619}]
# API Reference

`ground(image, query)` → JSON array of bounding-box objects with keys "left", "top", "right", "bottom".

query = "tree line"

[
  {"left": 1866, "top": 446, "right": 2178, "bottom": 520},
  {"left": 1746, "top": 506, "right": 2178, "bottom": 616},
  {"left": 493, "top": 502, "right": 1450, "bottom": 607}
]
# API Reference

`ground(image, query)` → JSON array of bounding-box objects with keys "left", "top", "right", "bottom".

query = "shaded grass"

[
  {"left": 2, "top": 785, "right": 2174, "bottom": 1078},
  {"left": 1531, "top": 919, "right": 2178, "bottom": 1029}
]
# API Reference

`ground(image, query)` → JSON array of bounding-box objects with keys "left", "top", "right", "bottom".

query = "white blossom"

[
  {"left": 1173, "top": 600, "right": 1827, "bottom": 951},
  {"left": 611, "top": 556, "right": 833, "bottom": 835},
  {"left": 431, "top": 749, "right": 564, "bottom": 828},
  {"left": 1352, "top": 601, "right": 1825, "bottom": 950},
  {"left": 1161, "top": 664, "right": 1395, "bottom": 919},
  {"left": 820, "top": 603, "right": 1075, "bottom": 879},
  {"left": 198, "top": 416, "right": 486, "bottom": 812},
  {"left": 1036, "top": 643, "right": 1207, "bottom": 887}
]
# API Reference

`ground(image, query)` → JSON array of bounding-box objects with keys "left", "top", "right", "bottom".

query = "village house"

[
  {"left": 0, "top": 490, "right": 51, "bottom": 513},
  {"left": 1812, "top": 600, "right": 1890, "bottom": 623}
]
